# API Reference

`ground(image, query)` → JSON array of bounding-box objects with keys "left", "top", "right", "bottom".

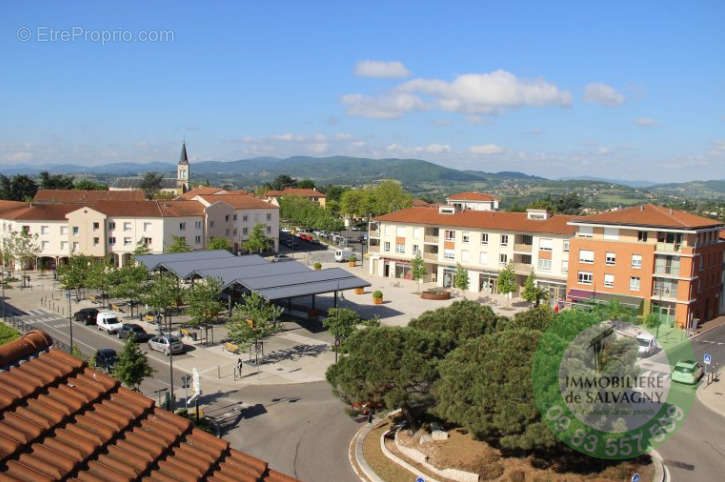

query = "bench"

[{"left": 223, "top": 342, "right": 240, "bottom": 354}]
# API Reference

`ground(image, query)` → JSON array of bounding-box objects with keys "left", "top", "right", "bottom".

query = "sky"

[{"left": 1, "top": 1, "right": 724, "bottom": 182}]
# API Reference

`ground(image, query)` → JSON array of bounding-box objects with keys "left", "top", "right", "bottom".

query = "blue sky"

[{"left": 1, "top": 1, "right": 724, "bottom": 181}]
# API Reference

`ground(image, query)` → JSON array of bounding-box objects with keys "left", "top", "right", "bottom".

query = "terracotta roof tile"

[
  {"left": 34, "top": 190, "right": 145, "bottom": 203},
  {"left": 82, "top": 200, "right": 206, "bottom": 218},
  {"left": 265, "top": 188, "right": 325, "bottom": 198},
  {"left": 571, "top": 204, "right": 724, "bottom": 230},
  {"left": 0, "top": 331, "right": 299, "bottom": 481},
  {"left": 178, "top": 186, "right": 227, "bottom": 200},
  {"left": 201, "top": 194, "right": 278, "bottom": 210},
  {"left": 446, "top": 192, "right": 498, "bottom": 201},
  {"left": 375, "top": 207, "right": 575, "bottom": 235},
  {"left": 0, "top": 203, "right": 80, "bottom": 221}
]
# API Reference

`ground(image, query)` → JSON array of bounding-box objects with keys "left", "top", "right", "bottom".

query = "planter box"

[
  {"left": 348, "top": 261, "right": 356, "bottom": 267},
  {"left": 421, "top": 290, "right": 451, "bottom": 300},
  {"left": 373, "top": 297, "right": 383, "bottom": 304},
  {"left": 354, "top": 287, "right": 364, "bottom": 295}
]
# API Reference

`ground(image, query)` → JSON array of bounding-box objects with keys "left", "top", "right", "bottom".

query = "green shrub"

[
  {"left": 373, "top": 290, "right": 383, "bottom": 299},
  {"left": 313, "top": 262, "right": 322, "bottom": 270}
]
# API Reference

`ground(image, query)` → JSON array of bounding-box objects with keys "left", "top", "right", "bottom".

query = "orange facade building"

[{"left": 566, "top": 204, "right": 724, "bottom": 327}]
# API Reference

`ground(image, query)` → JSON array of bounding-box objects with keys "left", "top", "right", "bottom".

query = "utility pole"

[
  {"left": 169, "top": 349, "right": 175, "bottom": 411},
  {"left": 67, "top": 289, "right": 73, "bottom": 351}
]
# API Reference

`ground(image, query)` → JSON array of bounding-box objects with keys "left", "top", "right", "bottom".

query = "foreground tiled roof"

[
  {"left": 201, "top": 194, "right": 277, "bottom": 210},
  {"left": 571, "top": 204, "right": 724, "bottom": 230},
  {"left": 411, "top": 200, "right": 434, "bottom": 207},
  {"left": 375, "top": 207, "right": 575, "bottom": 235},
  {"left": 34, "top": 190, "right": 145, "bottom": 203},
  {"left": 264, "top": 189, "right": 325, "bottom": 199},
  {"left": 0, "top": 203, "right": 81, "bottom": 221},
  {"left": 0, "top": 330, "right": 298, "bottom": 482},
  {"left": 446, "top": 192, "right": 498, "bottom": 202}
]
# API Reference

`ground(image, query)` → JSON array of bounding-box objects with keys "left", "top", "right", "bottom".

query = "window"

[
  {"left": 637, "top": 231, "right": 648, "bottom": 242},
  {"left": 500, "top": 234, "right": 509, "bottom": 246},
  {"left": 92, "top": 222, "right": 99, "bottom": 231},
  {"left": 562, "top": 259, "right": 568, "bottom": 274},
  {"left": 605, "top": 252, "right": 616, "bottom": 265},
  {"left": 539, "top": 238, "right": 553, "bottom": 251},
  {"left": 179, "top": 222, "right": 186, "bottom": 231},
  {"left": 143, "top": 237, "right": 152, "bottom": 246},
  {"left": 21, "top": 225, "right": 30, "bottom": 234},
  {"left": 124, "top": 237, "right": 132, "bottom": 246},
  {"left": 538, "top": 258, "right": 552, "bottom": 271},
  {"left": 396, "top": 243, "right": 405, "bottom": 254},
  {"left": 72, "top": 242, "right": 79, "bottom": 252},
  {"left": 578, "top": 226, "right": 593, "bottom": 238},
  {"left": 242, "top": 227, "right": 248, "bottom": 235},
  {"left": 384, "top": 242, "right": 391, "bottom": 252},
  {"left": 61, "top": 241, "right": 68, "bottom": 251},
  {"left": 243, "top": 215, "right": 248, "bottom": 222},
  {"left": 266, "top": 226, "right": 271, "bottom": 234},
  {"left": 412, "top": 244, "right": 420, "bottom": 256},
  {"left": 520, "top": 254, "right": 532, "bottom": 265},
  {"left": 195, "top": 235, "right": 201, "bottom": 244},
  {"left": 233, "top": 228, "right": 238, "bottom": 235},
  {"left": 233, "top": 214, "right": 237, "bottom": 221},
  {"left": 444, "top": 249, "right": 455, "bottom": 260},
  {"left": 479, "top": 252, "right": 488, "bottom": 264},
  {"left": 123, "top": 222, "right": 131, "bottom": 231},
  {"left": 195, "top": 221, "right": 202, "bottom": 229},
  {"left": 60, "top": 226, "right": 68, "bottom": 235},
  {"left": 631, "top": 254, "right": 642, "bottom": 268},
  {"left": 40, "top": 225, "right": 48, "bottom": 235},
  {"left": 266, "top": 213, "right": 272, "bottom": 221},
  {"left": 604, "top": 274, "right": 614, "bottom": 288},
  {"left": 499, "top": 253, "right": 508, "bottom": 265},
  {"left": 210, "top": 221, "right": 215, "bottom": 228},
  {"left": 72, "top": 226, "right": 79, "bottom": 235},
  {"left": 414, "top": 227, "right": 423, "bottom": 240},
  {"left": 93, "top": 237, "right": 99, "bottom": 246},
  {"left": 579, "top": 250, "right": 594, "bottom": 264},
  {"left": 461, "top": 250, "right": 470, "bottom": 263},
  {"left": 144, "top": 222, "right": 151, "bottom": 232},
  {"left": 41, "top": 241, "right": 49, "bottom": 250},
  {"left": 108, "top": 237, "right": 116, "bottom": 245},
  {"left": 481, "top": 233, "right": 488, "bottom": 245},
  {"left": 578, "top": 271, "right": 593, "bottom": 285},
  {"left": 108, "top": 222, "right": 115, "bottom": 230},
  {"left": 225, "top": 229, "right": 230, "bottom": 236},
  {"left": 462, "top": 232, "right": 470, "bottom": 243},
  {"left": 563, "top": 240, "right": 570, "bottom": 252},
  {"left": 603, "top": 228, "right": 619, "bottom": 240},
  {"left": 444, "top": 230, "right": 455, "bottom": 241},
  {"left": 225, "top": 215, "right": 229, "bottom": 222},
  {"left": 629, "top": 276, "right": 641, "bottom": 291}
]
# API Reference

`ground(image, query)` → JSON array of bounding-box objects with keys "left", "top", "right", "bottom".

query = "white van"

[
  {"left": 96, "top": 311, "right": 124, "bottom": 334},
  {"left": 636, "top": 333, "right": 657, "bottom": 357},
  {"left": 335, "top": 248, "right": 353, "bottom": 262}
]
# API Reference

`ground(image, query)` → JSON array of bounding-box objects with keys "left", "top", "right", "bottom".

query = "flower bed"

[{"left": 421, "top": 288, "right": 451, "bottom": 300}]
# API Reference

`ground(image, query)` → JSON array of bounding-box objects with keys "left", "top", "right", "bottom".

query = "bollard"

[{"left": 217, "top": 366, "right": 221, "bottom": 379}]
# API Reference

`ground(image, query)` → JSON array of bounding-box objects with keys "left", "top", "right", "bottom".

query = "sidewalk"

[{"left": 697, "top": 366, "right": 725, "bottom": 417}]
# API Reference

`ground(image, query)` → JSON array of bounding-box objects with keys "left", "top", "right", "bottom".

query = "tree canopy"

[
  {"left": 339, "top": 181, "right": 413, "bottom": 218},
  {"left": 167, "top": 236, "right": 191, "bottom": 253},
  {"left": 186, "top": 277, "right": 224, "bottom": 327},
  {"left": 408, "top": 300, "right": 502, "bottom": 347},
  {"left": 208, "top": 237, "right": 232, "bottom": 252},
  {"left": 0, "top": 175, "right": 37, "bottom": 201},
  {"left": 279, "top": 195, "right": 343, "bottom": 231},
  {"left": 243, "top": 224, "right": 272, "bottom": 253},
  {"left": 113, "top": 337, "right": 154, "bottom": 390},
  {"left": 140, "top": 172, "right": 164, "bottom": 199},
  {"left": 73, "top": 179, "right": 108, "bottom": 190},
  {"left": 39, "top": 171, "right": 75, "bottom": 190}
]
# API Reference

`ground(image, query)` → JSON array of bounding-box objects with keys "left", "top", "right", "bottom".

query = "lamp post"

[
  {"left": 168, "top": 349, "right": 175, "bottom": 411},
  {"left": 1, "top": 270, "right": 5, "bottom": 323},
  {"left": 67, "top": 289, "right": 73, "bottom": 351}
]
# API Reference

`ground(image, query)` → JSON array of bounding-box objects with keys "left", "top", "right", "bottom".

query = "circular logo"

[
  {"left": 17, "top": 26, "right": 32, "bottom": 42},
  {"left": 532, "top": 312, "right": 696, "bottom": 459}
]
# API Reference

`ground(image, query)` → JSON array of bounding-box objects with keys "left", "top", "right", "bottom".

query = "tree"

[
  {"left": 297, "top": 179, "right": 315, "bottom": 189},
  {"left": 323, "top": 308, "right": 372, "bottom": 362},
  {"left": 453, "top": 263, "right": 469, "bottom": 295},
  {"left": 279, "top": 195, "right": 344, "bottom": 232},
  {"left": 340, "top": 190, "right": 370, "bottom": 218},
  {"left": 139, "top": 172, "right": 164, "bottom": 199},
  {"left": 326, "top": 326, "right": 448, "bottom": 426},
  {"left": 143, "top": 274, "right": 183, "bottom": 329},
  {"left": 86, "top": 259, "right": 113, "bottom": 307},
  {"left": 502, "top": 305, "right": 554, "bottom": 332},
  {"left": 12, "top": 231, "right": 41, "bottom": 275},
  {"left": 186, "top": 277, "right": 224, "bottom": 327},
  {"left": 39, "top": 171, "right": 75, "bottom": 190},
  {"left": 57, "top": 255, "right": 94, "bottom": 300},
  {"left": 74, "top": 179, "right": 108, "bottom": 190},
  {"left": 522, "top": 271, "right": 548, "bottom": 306},
  {"left": 167, "top": 236, "right": 191, "bottom": 253},
  {"left": 112, "top": 337, "right": 154, "bottom": 390},
  {"left": 243, "top": 224, "right": 272, "bottom": 254},
  {"left": 410, "top": 254, "right": 427, "bottom": 293},
  {"left": 0, "top": 174, "right": 38, "bottom": 201},
  {"left": 226, "top": 292, "right": 283, "bottom": 366},
  {"left": 496, "top": 262, "right": 517, "bottom": 305},
  {"left": 133, "top": 240, "right": 150, "bottom": 256},
  {"left": 409, "top": 300, "right": 502, "bottom": 348},
  {"left": 433, "top": 329, "right": 558, "bottom": 451},
  {"left": 271, "top": 174, "right": 297, "bottom": 191},
  {"left": 370, "top": 181, "right": 412, "bottom": 216},
  {"left": 208, "top": 237, "right": 231, "bottom": 252},
  {"left": 107, "top": 265, "right": 148, "bottom": 316},
  {"left": 1, "top": 235, "right": 15, "bottom": 272}
]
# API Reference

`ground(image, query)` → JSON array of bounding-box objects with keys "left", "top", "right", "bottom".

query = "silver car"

[{"left": 148, "top": 335, "right": 185, "bottom": 355}]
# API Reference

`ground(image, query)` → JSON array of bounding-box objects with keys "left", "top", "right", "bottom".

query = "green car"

[{"left": 671, "top": 360, "right": 704, "bottom": 385}]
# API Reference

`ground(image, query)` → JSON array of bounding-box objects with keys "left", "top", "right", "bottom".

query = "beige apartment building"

[
  {"left": 368, "top": 202, "right": 575, "bottom": 300},
  {"left": 0, "top": 192, "right": 279, "bottom": 269}
]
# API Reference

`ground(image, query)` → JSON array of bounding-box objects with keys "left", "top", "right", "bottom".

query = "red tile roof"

[
  {"left": 178, "top": 186, "right": 227, "bottom": 200},
  {"left": 411, "top": 200, "right": 434, "bottom": 207},
  {"left": 201, "top": 194, "right": 277, "bottom": 210},
  {"left": 0, "top": 203, "right": 81, "bottom": 221},
  {"left": 0, "top": 330, "right": 298, "bottom": 482},
  {"left": 34, "top": 190, "right": 145, "bottom": 203},
  {"left": 571, "top": 204, "right": 724, "bottom": 230},
  {"left": 81, "top": 200, "right": 206, "bottom": 218},
  {"left": 264, "top": 188, "right": 325, "bottom": 199},
  {"left": 446, "top": 192, "right": 498, "bottom": 202},
  {"left": 375, "top": 207, "right": 575, "bottom": 235}
]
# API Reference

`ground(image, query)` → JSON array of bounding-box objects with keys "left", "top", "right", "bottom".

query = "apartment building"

[
  {"left": 445, "top": 192, "right": 499, "bottom": 211},
  {"left": 567, "top": 204, "right": 724, "bottom": 327},
  {"left": 263, "top": 188, "right": 326, "bottom": 208},
  {"left": 369, "top": 203, "right": 574, "bottom": 300}
]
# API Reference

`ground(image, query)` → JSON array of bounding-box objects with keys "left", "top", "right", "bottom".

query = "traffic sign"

[
  {"left": 416, "top": 478, "right": 425, "bottom": 482},
  {"left": 631, "top": 473, "right": 640, "bottom": 482},
  {"left": 704, "top": 352, "right": 712, "bottom": 365}
]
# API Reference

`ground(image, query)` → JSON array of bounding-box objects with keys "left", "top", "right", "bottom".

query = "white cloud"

[
  {"left": 636, "top": 117, "right": 658, "bottom": 126},
  {"left": 584, "top": 82, "right": 625, "bottom": 106},
  {"left": 355, "top": 60, "right": 411, "bottom": 78},
  {"left": 270, "top": 133, "right": 294, "bottom": 141},
  {"left": 341, "top": 92, "right": 426, "bottom": 119},
  {"left": 424, "top": 144, "right": 451, "bottom": 153},
  {"left": 386, "top": 143, "right": 451, "bottom": 154},
  {"left": 3, "top": 151, "right": 33, "bottom": 162},
  {"left": 308, "top": 143, "right": 328, "bottom": 153},
  {"left": 470, "top": 144, "right": 504, "bottom": 155}
]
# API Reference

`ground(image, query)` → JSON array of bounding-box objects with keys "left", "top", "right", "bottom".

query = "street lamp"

[
  {"left": 168, "top": 349, "right": 176, "bottom": 411},
  {"left": 67, "top": 289, "right": 73, "bottom": 351}
]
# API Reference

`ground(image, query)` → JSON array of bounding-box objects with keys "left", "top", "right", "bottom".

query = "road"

[{"left": 658, "top": 324, "right": 725, "bottom": 481}]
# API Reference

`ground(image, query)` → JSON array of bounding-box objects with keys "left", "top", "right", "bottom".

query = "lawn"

[{"left": 0, "top": 322, "right": 20, "bottom": 346}]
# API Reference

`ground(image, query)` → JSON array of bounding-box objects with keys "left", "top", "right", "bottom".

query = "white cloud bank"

[
  {"left": 636, "top": 117, "right": 659, "bottom": 126},
  {"left": 583, "top": 82, "right": 625, "bottom": 106},
  {"left": 354, "top": 60, "right": 411, "bottom": 78},
  {"left": 470, "top": 144, "right": 504, "bottom": 155}
]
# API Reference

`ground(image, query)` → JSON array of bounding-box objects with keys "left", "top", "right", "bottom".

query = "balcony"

[
  {"left": 369, "top": 227, "right": 379, "bottom": 238},
  {"left": 424, "top": 234, "right": 439, "bottom": 243},
  {"left": 512, "top": 262, "right": 532, "bottom": 274},
  {"left": 424, "top": 251, "right": 438, "bottom": 261},
  {"left": 513, "top": 243, "right": 532, "bottom": 253},
  {"left": 655, "top": 243, "right": 682, "bottom": 253},
  {"left": 368, "top": 243, "right": 380, "bottom": 253}
]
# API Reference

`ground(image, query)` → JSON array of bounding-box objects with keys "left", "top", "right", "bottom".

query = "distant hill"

[
  {"left": 559, "top": 176, "right": 656, "bottom": 188},
  {"left": 648, "top": 180, "right": 725, "bottom": 199}
]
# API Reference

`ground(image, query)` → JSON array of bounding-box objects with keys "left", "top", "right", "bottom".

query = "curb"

[
  {"left": 650, "top": 449, "right": 667, "bottom": 482},
  {"left": 379, "top": 429, "right": 439, "bottom": 482},
  {"left": 349, "top": 420, "right": 384, "bottom": 482},
  {"left": 695, "top": 367, "right": 725, "bottom": 418}
]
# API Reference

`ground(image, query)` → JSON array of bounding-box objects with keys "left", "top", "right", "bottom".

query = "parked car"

[
  {"left": 148, "top": 335, "right": 185, "bottom": 355},
  {"left": 636, "top": 333, "right": 657, "bottom": 357},
  {"left": 96, "top": 311, "right": 124, "bottom": 334},
  {"left": 118, "top": 323, "right": 149, "bottom": 342},
  {"left": 335, "top": 248, "right": 354, "bottom": 262},
  {"left": 73, "top": 308, "right": 99, "bottom": 325},
  {"left": 671, "top": 360, "right": 704, "bottom": 385},
  {"left": 93, "top": 348, "right": 117, "bottom": 371}
]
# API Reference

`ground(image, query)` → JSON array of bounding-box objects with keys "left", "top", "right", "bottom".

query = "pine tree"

[{"left": 112, "top": 337, "right": 153, "bottom": 390}]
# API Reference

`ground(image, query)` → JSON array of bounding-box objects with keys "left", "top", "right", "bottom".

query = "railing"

[
  {"left": 655, "top": 243, "right": 682, "bottom": 253},
  {"left": 423, "top": 251, "right": 438, "bottom": 261},
  {"left": 369, "top": 228, "right": 379, "bottom": 237},
  {"left": 654, "top": 267, "right": 680, "bottom": 276},
  {"left": 512, "top": 262, "right": 532, "bottom": 274},
  {"left": 424, "top": 235, "right": 439, "bottom": 243},
  {"left": 513, "top": 243, "right": 532, "bottom": 253},
  {"left": 368, "top": 244, "right": 380, "bottom": 253}
]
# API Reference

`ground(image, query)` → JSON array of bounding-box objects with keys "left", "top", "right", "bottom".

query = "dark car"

[
  {"left": 93, "top": 348, "right": 117, "bottom": 371},
  {"left": 73, "top": 308, "right": 99, "bottom": 325},
  {"left": 118, "top": 323, "right": 149, "bottom": 342}
]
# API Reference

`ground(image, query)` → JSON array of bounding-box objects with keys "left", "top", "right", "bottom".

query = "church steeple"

[{"left": 177, "top": 141, "right": 190, "bottom": 192}]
